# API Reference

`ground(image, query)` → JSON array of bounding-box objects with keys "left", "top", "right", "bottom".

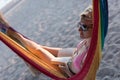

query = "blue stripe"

[{"left": 100, "top": 0, "right": 108, "bottom": 49}]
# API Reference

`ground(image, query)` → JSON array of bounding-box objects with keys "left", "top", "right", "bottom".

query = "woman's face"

[{"left": 77, "top": 17, "right": 93, "bottom": 39}]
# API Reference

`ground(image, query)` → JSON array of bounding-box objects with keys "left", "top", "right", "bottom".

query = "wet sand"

[{"left": 0, "top": 0, "right": 120, "bottom": 80}]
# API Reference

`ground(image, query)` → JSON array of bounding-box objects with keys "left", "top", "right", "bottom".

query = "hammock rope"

[{"left": 0, "top": 0, "right": 108, "bottom": 80}]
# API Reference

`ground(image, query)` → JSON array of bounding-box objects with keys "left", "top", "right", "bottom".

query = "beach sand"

[{"left": 0, "top": 0, "right": 120, "bottom": 80}]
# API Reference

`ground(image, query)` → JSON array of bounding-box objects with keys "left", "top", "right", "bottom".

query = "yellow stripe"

[
  {"left": 0, "top": 32, "right": 66, "bottom": 79},
  {"left": 98, "top": 1, "right": 102, "bottom": 60}
]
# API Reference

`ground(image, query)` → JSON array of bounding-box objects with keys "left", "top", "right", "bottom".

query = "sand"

[{"left": 0, "top": 0, "right": 120, "bottom": 80}]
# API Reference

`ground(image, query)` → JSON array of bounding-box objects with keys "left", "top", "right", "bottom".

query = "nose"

[
  {"left": 78, "top": 28, "right": 83, "bottom": 34},
  {"left": 79, "top": 30, "right": 83, "bottom": 37}
]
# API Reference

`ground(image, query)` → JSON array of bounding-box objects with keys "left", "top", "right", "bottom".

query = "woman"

[{"left": 0, "top": 6, "right": 93, "bottom": 77}]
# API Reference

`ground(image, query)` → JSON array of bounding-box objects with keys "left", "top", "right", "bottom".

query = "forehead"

[{"left": 80, "top": 18, "right": 92, "bottom": 25}]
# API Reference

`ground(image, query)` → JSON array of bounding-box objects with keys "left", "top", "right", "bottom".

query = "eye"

[{"left": 82, "top": 25, "right": 87, "bottom": 29}]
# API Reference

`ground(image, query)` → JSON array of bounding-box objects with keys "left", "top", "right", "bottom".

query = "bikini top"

[{"left": 71, "top": 38, "right": 91, "bottom": 73}]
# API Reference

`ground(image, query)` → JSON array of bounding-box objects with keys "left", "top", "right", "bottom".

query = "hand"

[{"left": 51, "top": 57, "right": 71, "bottom": 65}]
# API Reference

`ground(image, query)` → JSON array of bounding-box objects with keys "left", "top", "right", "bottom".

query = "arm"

[
  {"left": 41, "top": 46, "right": 76, "bottom": 57},
  {"left": 40, "top": 46, "right": 62, "bottom": 57},
  {"left": 51, "top": 57, "right": 71, "bottom": 65}
]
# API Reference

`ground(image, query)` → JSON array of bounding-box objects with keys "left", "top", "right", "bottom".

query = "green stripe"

[{"left": 100, "top": 0, "right": 108, "bottom": 49}]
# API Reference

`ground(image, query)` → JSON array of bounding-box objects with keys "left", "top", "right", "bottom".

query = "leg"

[
  {"left": 6, "top": 27, "right": 62, "bottom": 57},
  {"left": 0, "top": 12, "right": 61, "bottom": 57},
  {"left": 6, "top": 28, "right": 56, "bottom": 62}
]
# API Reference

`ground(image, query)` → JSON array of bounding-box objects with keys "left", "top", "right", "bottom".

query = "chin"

[
  {"left": 80, "top": 36, "right": 84, "bottom": 39},
  {"left": 80, "top": 36, "right": 89, "bottom": 39}
]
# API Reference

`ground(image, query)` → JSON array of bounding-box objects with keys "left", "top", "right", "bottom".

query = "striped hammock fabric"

[{"left": 0, "top": 0, "right": 108, "bottom": 80}]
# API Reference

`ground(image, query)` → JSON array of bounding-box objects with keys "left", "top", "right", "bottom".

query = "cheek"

[
  {"left": 83, "top": 31, "right": 92, "bottom": 37},
  {"left": 88, "top": 30, "right": 93, "bottom": 37}
]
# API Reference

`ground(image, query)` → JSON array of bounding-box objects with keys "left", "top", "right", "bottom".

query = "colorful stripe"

[
  {"left": 0, "top": 31, "right": 67, "bottom": 80},
  {"left": 100, "top": 0, "right": 108, "bottom": 49},
  {"left": 69, "top": 0, "right": 108, "bottom": 80},
  {"left": 0, "top": 0, "right": 108, "bottom": 80}
]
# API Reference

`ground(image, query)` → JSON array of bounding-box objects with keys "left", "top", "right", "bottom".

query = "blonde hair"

[{"left": 80, "top": 5, "right": 93, "bottom": 21}]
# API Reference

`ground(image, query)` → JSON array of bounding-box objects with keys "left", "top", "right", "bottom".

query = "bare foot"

[{"left": 0, "top": 23, "right": 9, "bottom": 33}]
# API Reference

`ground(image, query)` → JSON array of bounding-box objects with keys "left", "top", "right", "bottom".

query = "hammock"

[{"left": 0, "top": 0, "right": 108, "bottom": 80}]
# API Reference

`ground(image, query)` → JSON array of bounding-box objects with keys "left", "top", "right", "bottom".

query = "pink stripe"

[
  {"left": 0, "top": 0, "right": 100, "bottom": 79},
  {"left": 69, "top": 0, "right": 99, "bottom": 79}
]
